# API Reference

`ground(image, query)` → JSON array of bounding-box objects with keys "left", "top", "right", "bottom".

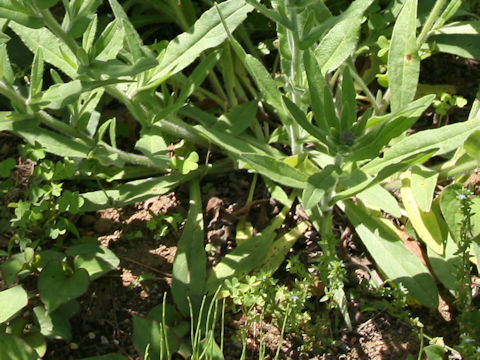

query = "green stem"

[
  {"left": 416, "top": 0, "right": 447, "bottom": 48},
  {"left": 286, "top": 2, "right": 302, "bottom": 155},
  {"left": 346, "top": 61, "right": 381, "bottom": 114},
  {"left": 39, "top": 8, "right": 80, "bottom": 55}
]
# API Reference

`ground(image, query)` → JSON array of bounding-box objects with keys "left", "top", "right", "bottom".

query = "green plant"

[
  {"left": 1, "top": 0, "right": 480, "bottom": 358},
  {"left": 0, "top": 239, "right": 119, "bottom": 358}
]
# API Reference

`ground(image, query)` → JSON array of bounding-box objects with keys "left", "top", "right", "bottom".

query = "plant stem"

[
  {"left": 416, "top": 0, "right": 447, "bottom": 48},
  {"left": 286, "top": 2, "right": 302, "bottom": 155},
  {"left": 39, "top": 8, "right": 81, "bottom": 55},
  {"left": 346, "top": 61, "right": 381, "bottom": 114}
]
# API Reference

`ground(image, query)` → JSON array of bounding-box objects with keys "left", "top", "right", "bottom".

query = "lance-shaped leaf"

[
  {"left": 29, "top": 48, "right": 44, "bottom": 98},
  {"left": 344, "top": 200, "right": 439, "bottom": 308},
  {"left": 92, "top": 19, "right": 125, "bottom": 61},
  {"left": 410, "top": 165, "right": 438, "bottom": 212},
  {"left": 143, "top": 0, "right": 253, "bottom": 89},
  {"left": 401, "top": 170, "right": 445, "bottom": 255},
  {"left": 347, "top": 95, "right": 434, "bottom": 162},
  {"left": 242, "top": 153, "right": 308, "bottom": 189},
  {"left": 314, "top": 14, "right": 363, "bottom": 74},
  {"left": 80, "top": 171, "right": 197, "bottom": 212},
  {"left": 32, "top": 79, "right": 130, "bottom": 109},
  {"left": 172, "top": 179, "right": 207, "bottom": 317},
  {"left": 0, "top": 3, "right": 43, "bottom": 29},
  {"left": 9, "top": 22, "right": 77, "bottom": 78},
  {"left": 388, "top": 0, "right": 420, "bottom": 113},
  {"left": 304, "top": 49, "right": 333, "bottom": 133},
  {"left": 35, "top": 0, "right": 59, "bottom": 9},
  {"left": 362, "top": 120, "right": 480, "bottom": 175}
]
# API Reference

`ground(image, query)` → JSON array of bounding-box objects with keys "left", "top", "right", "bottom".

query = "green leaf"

[
  {"left": 145, "top": 0, "right": 253, "bottom": 88},
  {"left": 0, "top": 44, "right": 15, "bottom": 84},
  {"left": 82, "top": 14, "right": 97, "bottom": 55},
  {"left": 388, "top": 0, "right": 420, "bottom": 113},
  {"left": 301, "top": 165, "right": 339, "bottom": 210},
  {"left": 205, "top": 230, "right": 276, "bottom": 294},
  {"left": 423, "top": 344, "right": 446, "bottom": 360},
  {"left": 464, "top": 130, "right": 480, "bottom": 162},
  {"left": 314, "top": 14, "right": 363, "bottom": 74},
  {"left": 171, "top": 151, "right": 199, "bottom": 175},
  {"left": 242, "top": 153, "right": 308, "bottom": 189},
  {"left": 29, "top": 48, "right": 44, "bottom": 98},
  {"left": 80, "top": 57, "right": 158, "bottom": 79},
  {"left": 304, "top": 49, "right": 332, "bottom": 134},
  {"left": 410, "top": 165, "right": 438, "bottom": 212},
  {"left": 38, "top": 261, "right": 89, "bottom": 312},
  {"left": 0, "top": 4, "right": 43, "bottom": 29},
  {"left": 66, "top": 243, "right": 120, "bottom": 280},
  {"left": 0, "top": 157, "right": 16, "bottom": 178},
  {"left": 401, "top": 172, "right": 445, "bottom": 255},
  {"left": 34, "top": 79, "right": 129, "bottom": 110},
  {"left": 439, "top": 184, "right": 480, "bottom": 243},
  {"left": 133, "top": 316, "right": 179, "bottom": 359},
  {"left": 344, "top": 200, "right": 439, "bottom": 308},
  {"left": 57, "top": 190, "right": 85, "bottom": 214},
  {"left": 1, "top": 258, "right": 23, "bottom": 286},
  {"left": 9, "top": 22, "right": 77, "bottom": 78},
  {"left": 427, "top": 232, "right": 460, "bottom": 291},
  {"left": 0, "top": 333, "right": 37, "bottom": 360},
  {"left": 80, "top": 172, "right": 196, "bottom": 212},
  {"left": 221, "top": 30, "right": 286, "bottom": 122},
  {"left": 1, "top": 118, "right": 92, "bottom": 158},
  {"left": 33, "top": 305, "right": 72, "bottom": 340},
  {"left": 257, "top": 222, "right": 309, "bottom": 276},
  {"left": 172, "top": 179, "right": 206, "bottom": 317},
  {"left": 362, "top": 120, "right": 480, "bottom": 175},
  {"left": 429, "top": 21, "right": 480, "bottom": 60},
  {"left": 338, "top": 68, "right": 356, "bottom": 132},
  {"left": 0, "top": 285, "right": 28, "bottom": 323},
  {"left": 35, "top": 0, "right": 59, "bottom": 9},
  {"left": 213, "top": 101, "right": 257, "bottom": 136},
  {"left": 23, "top": 331, "right": 47, "bottom": 358},
  {"left": 283, "top": 95, "right": 330, "bottom": 145},
  {"left": 356, "top": 184, "right": 402, "bottom": 218},
  {"left": 335, "top": 150, "right": 437, "bottom": 203},
  {"left": 92, "top": 19, "right": 125, "bottom": 61}
]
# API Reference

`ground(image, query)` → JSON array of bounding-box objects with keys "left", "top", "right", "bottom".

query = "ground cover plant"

[{"left": 0, "top": 0, "right": 480, "bottom": 358}]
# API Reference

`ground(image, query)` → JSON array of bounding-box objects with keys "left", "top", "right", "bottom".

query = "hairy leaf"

[{"left": 388, "top": 0, "right": 420, "bottom": 113}]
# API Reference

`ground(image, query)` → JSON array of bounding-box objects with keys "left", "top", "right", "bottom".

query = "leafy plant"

[{"left": 1, "top": 0, "right": 480, "bottom": 358}]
